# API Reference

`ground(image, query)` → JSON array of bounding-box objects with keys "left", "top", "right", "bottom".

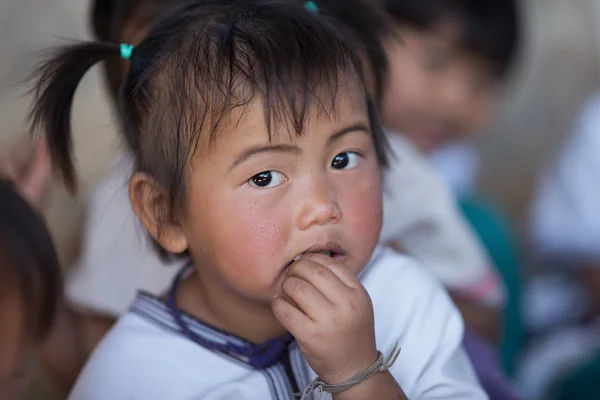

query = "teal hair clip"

[
  {"left": 305, "top": 1, "right": 318, "bottom": 13},
  {"left": 120, "top": 43, "right": 135, "bottom": 60}
]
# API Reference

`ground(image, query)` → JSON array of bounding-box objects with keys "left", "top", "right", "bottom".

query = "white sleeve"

[
  {"left": 65, "top": 156, "right": 181, "bottom": 317},
  {"left": 365, "top": 249, "right": 488, "bottom": 399},
  {"left": 381, "top": 133, "right": 505, "bottom": 308},
  {"left": 530, "top": 93, "right": 600, "bottom": 261}
]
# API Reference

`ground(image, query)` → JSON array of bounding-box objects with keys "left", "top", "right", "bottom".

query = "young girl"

[
  {"left": 0, "top": 141, "right": 61, "bottom": 399},
  {"left": 32, "top": 1, "right": 485, "bottom": 398},
  {"left": 62, "top": 0, "right": 502, "bottom": 338}
]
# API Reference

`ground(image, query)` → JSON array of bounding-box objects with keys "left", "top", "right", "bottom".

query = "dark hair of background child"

[
  {"left": 0, "top": 180, "right": 61, "bottom": 341},
  {"left": 383, "top": 0, "right": 520, "bottom": 75}
]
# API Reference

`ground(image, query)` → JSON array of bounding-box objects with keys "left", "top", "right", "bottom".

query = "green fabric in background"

[
  {"left": 459, "top": 197, "right": 524, "bottom": 377},
  {"left": 553, "top": 352, "right": 600, "bottom": 400}
]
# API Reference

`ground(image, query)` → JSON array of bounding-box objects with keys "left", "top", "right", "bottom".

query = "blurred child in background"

[
  {"left": 0, "top": 141, "right": 61, "bottom": 399},
  {"left": 379, "top": 0, "right": 519, "bottom": 192},
  {"left": 522, "top": 91, "right": 600, "bottom": 400},
  {"left": 378, "top": 0, "right": 523, "bottom": 377}
]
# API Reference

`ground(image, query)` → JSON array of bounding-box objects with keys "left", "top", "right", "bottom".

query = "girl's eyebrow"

[
  {"left": 230, "top": 144, "right": 301, "bottom": 171},
  {"left": 327, "top": 123, "right": 370, "bottom": 146},
  {"left": 229, "top": 122, "right": 371, "bottom": 171}
]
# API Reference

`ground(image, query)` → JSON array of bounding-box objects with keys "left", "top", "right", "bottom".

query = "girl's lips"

[
  {"left": 287, "top": 242, "right": 347, "bottom": 266},
  {"left": 293, "top": 251, "right": 346, "bottom": 261}
]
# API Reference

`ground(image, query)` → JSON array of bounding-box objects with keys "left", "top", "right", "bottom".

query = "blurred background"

[{"left": 1, "top": 0, "right": 600, "bottom": 398}]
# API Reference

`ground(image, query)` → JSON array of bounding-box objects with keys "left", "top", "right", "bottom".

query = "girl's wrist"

[
  {"left": 302, "top": 343, "right": 401, "bottom": 398},
  {"left": 331, "top": 370, "right": 407, "bottom": 400}
]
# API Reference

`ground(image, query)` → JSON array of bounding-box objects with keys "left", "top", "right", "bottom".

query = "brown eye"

[
  {"left": 331, "top": 152, "right": 359, "bottom": 170},
  {"left": 249, "top": 171, "right": 286, "bottom": 188}
]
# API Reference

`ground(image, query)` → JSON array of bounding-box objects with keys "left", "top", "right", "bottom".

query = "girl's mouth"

[{"left": 286, "top": 242, "right": 346, "bottom": 266}]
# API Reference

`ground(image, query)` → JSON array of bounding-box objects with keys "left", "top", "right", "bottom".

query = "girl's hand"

[{"left": 272, "top": 253, "right": 378, "bottom": 385}]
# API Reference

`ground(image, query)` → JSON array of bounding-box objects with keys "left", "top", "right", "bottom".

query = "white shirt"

[
  {"left": 427, "top": 140, "right": 480, "bottom": 197},
  {"left": 530, "top": 92, "right": 600, "bottom": 262},
  {"left": 66, "top": 135, "right": 505, "bottom": 317},
  {"left": 68, "top": 248, "right": 487, "bottom": 400},
  {"left": 382, "top": 134, "right": 503, "bottom": 307}
]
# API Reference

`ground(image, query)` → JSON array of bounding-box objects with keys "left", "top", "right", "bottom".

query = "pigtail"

[{"left": 28, "top": 42, "right": 119, "bottom": 191}]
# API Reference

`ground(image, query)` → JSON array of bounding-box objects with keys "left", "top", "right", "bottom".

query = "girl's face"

[
  {"left": 0, "top": 285, "right": 31, "bottom": 400},
  {"left": 171, "top": 80, "right": 382, "bottom": 306},
  {"left": 381, "top": 21, "right": 500, "bottom": 152}
]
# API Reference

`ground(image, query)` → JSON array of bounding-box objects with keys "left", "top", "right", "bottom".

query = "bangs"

[
  {"left": 178, "top": 10, "right": 358, "bottom": 144},
  {"left": 122, "top": 0, "right": 369, "bottom": 202}
]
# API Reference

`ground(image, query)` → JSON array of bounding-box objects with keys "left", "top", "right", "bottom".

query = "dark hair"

[
  {"left": 0, "top": 180, "right": 61, "bottom": 341},
  {"left": 91, "top": 0, "right": 179, "bottom": 98},
  {"left": 30, "top": 0, "right": 389, "bottom": 255},
  {"left": 91, "top": 0, "right": 394, "bottom": 103},
  {"left": 384, "top": 0, "right": 520, "bottom": 74}
]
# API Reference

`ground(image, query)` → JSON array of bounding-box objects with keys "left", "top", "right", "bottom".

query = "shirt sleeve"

[
  {"left": 65, "top": 156, "right": 180, "bottom": 317},
  {"left": 365, "top": 249, "right": 489, "bottom": 399},
  {"left": 381, "top": 133, "right": 505, "bottom": 309},
  {"left": 530, "top": 93, "right": 600, "bottom": 262}
]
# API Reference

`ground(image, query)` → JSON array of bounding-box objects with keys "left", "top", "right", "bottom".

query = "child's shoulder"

[
  {"left": 68, "top": 295, "right": 217, "bottom": 399},
  {"left": 68, "top": 310, "right": 174, "bottom": 398}
]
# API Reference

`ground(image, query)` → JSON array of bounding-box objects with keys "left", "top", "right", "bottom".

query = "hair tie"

[
  {"left": 305, "top": 1, "right": 318, "bottom": 13},
  {"left": 120, "top": 43, "right": 135, "bottom": 60}
]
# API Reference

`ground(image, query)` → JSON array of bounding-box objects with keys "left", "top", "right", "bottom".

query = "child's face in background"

[
  {"left": 175, "top": 79, "right": 382, "bottom": 306},
  {"left": 0, "top": 284, "right": 31, "bottom": 400},
  {"left": 381, "top": 20, "right": 501, "bottom": 153}
]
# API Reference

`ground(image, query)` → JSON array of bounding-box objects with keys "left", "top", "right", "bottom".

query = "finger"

[
  {"left": 271, "top": 295, "right": 312, "bottom": 336},
  {"left": 300, "top": 253, "right": 361, "bottom": 289},
  {"left": 287, "top": 259, "right": 351, "bottom": 304},
  {"left": 280, "top": 276, "right": 333, "bottom": 321}
]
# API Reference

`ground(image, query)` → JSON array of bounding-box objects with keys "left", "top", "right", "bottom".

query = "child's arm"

[{"left": 452, "top": 294, "right": 501, "bottom": 344}]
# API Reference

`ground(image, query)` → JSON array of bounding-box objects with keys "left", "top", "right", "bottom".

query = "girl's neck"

[{"left": 176, "top": 270, "right": 288, "bottom": 344}]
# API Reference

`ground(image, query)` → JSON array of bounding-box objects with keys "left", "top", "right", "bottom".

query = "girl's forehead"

[{"left": 200, "top": 79, "right": 369, "bottom": 149}]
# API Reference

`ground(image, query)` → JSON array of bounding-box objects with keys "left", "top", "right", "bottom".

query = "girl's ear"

[{"left": 129, "top": 172, "right": 189, "bottom": 254}]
